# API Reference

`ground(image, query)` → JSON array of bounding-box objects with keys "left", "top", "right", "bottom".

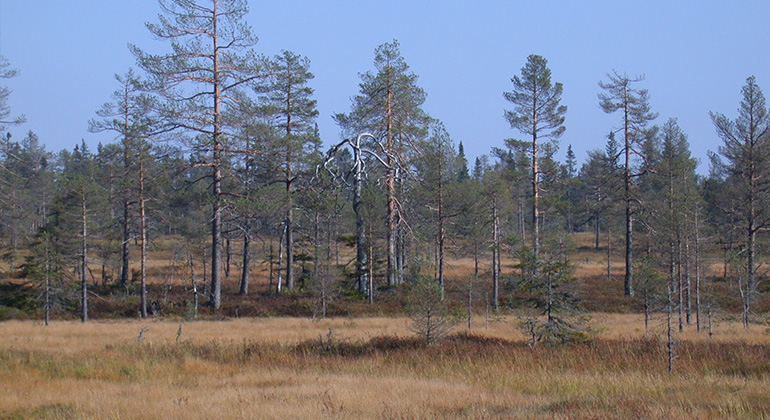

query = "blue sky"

[{"left": 1, "top": 1, "right": 769, "bottom": 173}]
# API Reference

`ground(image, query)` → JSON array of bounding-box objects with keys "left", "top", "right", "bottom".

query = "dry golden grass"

[
  {"left": 2, "top": 315, "right": 770, "bottom": 419},
  {"left": 1, "top": 232, "right": 764, "bottom": 419}
]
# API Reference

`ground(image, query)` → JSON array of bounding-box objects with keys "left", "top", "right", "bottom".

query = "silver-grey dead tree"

[{"left": 334, "top": 40, "right": 430, "bottom": 286}]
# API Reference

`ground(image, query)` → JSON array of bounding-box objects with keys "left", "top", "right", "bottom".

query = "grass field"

[
  {"left": 3, "top": 232, "right": 770, "bottom": 418},
  {"left": 2, "top": 315, "right": 770, "bottom": 419}
]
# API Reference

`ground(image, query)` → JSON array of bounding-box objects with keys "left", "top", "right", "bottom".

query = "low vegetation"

[{"left": 1, "top": 316, "right": 769, "bottom": 419}]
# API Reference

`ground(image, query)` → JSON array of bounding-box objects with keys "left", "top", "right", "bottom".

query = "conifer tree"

[
  {"left": 132, "top": 0, "right": 260, "bottom": 308},
  {"left": 599, "top": 71, "right": 658, "bottom": 296},
  {"left": 334, "top": 40, "right": 430, "bottom": 286},
  {"left": 710, "top": 76, "right": 770, "bottom": 326},
  {"left": 259, "top": 50, "right": 320, "bottom": 291},
  {"left": 504, "top": 55, "right": 566, "bottom": 268}
]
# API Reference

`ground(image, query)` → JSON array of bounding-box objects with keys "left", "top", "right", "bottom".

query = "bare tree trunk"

[
  {"left": 139, "top": 151, "right": 148, "bottom": 319},
  {"left": 397, "top": 226, "right": 406, "bottom": 284},
  {"left": 678, "top": 239, "right": 684, "bottom": 332},
  {"left": 437, "top": 169, "right": 445, "bottom": 299},
  {"left": 492, "top": 195, "right": 500, "bottom": 311},
  {"left": 642, "top": 287, "right": 650, "bottom": 335},
  {"left": 745, "top": 213, "right": 756, "bottom": 327},
  {"left": 277, "top": 223, "right": 286, "bottom": 293},
  {"left": 685, "top": 239, "right": 691, "bottom": 325},
  {"left": 623, "top": 96, "right": 634, "bottom": 297},
  {"left": 80, "top": 190, "right": 89, "bottom": 323},
  {"left": 210, "top": 152, "right": 223, "bottom": 308},
  {"left": 594, "top": 215, "right": 600, "bottom": 251},
  {"left": 209, "top": 2, "right": 223, "bottom": 309},
  {"left": 695, "top": 212, "right": 702, "bottom": 332},
  {"left": 121, "top": 198, "right": 131, "bottom": 288},
  {"left": 368, "top": 222, "right": 374, "bottom": 305},
  {"left": 386, "top": 81, "right": 398, "bottom": 287},
  {"left": 286, "top": 194, "right": 295, "bottom": 290},
  {"left": 667, "top": 304, "right": 675, "bottom": 374},
  {"left": 188, "top": 251, "right": 198, "bottom": 319},
  {"left": 268, "top": 240, "right": 274, "bottom": 294},
  {"left": 225, "top": 238, "right": 232, "bottom": 279},
  {"left": 239, "top": 232, "right": 251, "bottom": 295},
  {"left": 531, "top": 127, "right": 540, "bottom": 269},
  {"left": 352, "top": 151, "right": 369, "bottom": 295},
  {"left": 667, "top": 269, "right": 675, "bottom": 374},
  {"left": 607, "top": 228, "right": 612, "bottom": 283},
  {"left": 44, "top": 244, "right": 51, "bottom": 326}
]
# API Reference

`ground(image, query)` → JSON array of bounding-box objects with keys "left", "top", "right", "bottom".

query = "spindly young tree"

[
  {"left": 259, "top": 50, "right": 320, "bottom": 291},
  {"left": 89, "top": 69, "right": 156, "bottom": 299},
  {"left": 599, "top": 71, "right": 658, "bottom": 296},
  {"left": 504, "top": 54, "right": 566, "bottom": 268},
  {"left": 334, "top": 40, "right": 430, "bottom": 286},
  {"left": 49, "top": 143, "right": 106, "bottom": 322},
  {"left": 710, "top": 76, "right": 770, "bottom": 326},
  {"left": 644, "top": 119, "right": 700, "bottom": 330},
  {"left": 132, "top": 0, "right": 260, "bottom": 308},
  {"left": 413, "top": 122, "right": 460, "bottom": 298}
]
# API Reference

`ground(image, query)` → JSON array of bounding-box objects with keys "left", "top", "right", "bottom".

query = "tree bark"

[
  {"left": 80, "top": 189, "right": 88, "bottom": 323},
  {"left": 139, "top": 147, "right": 148, "bottom": 319},
  {"left": 492, "top": 194, "right": 500, "bottom": 311},
  {"left": 239, "top": 232, "right": 251, "bottom": 295},
  {"left": 209, "top": 1, "right": 223, "bottom": 309}
]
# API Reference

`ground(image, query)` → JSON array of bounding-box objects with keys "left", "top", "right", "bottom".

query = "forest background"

[{"left": 0, "top": 0, "right": 768, "bottom": 333}]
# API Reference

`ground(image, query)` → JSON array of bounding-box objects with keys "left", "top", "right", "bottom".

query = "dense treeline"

[{"left": 1, "top": 0, "right": 768, "bottom": 328}]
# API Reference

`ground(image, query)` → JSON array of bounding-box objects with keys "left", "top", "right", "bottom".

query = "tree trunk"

[
  {"left": 492, "top": 195, "right": 500, "bottom": 311},
  {"left": 239, "top": 232, "right": 251, "bottom": 295},
  {"left": 678, "top": 239, "right": 684, "bottom": 332},
  {"left": 139, "top": 151, "right": 148, "bottom": 319},
  {"left": 368, "top": 222, "right": 375, "bottom": 304},
  {"left": 209, "top": 1, "right": 223, "bottom": 309},
  {"left": 286, "top": 191, "right": 295, "bottom": 290},
  {"left": 685, "top": 239, "right": 691, "bottom": 325},
  {"left": 623, "top": 91, "right": 634, "bottom": 297},
  {"left": 277, "top": 223, "right": 286, "bottom": 293},
  {"left": 225, "top": 238, "right": 232, "bottom": 279},
  {"left": 695, "top": 211, "right": 702, "bottom": 332},
  {"left": 531, "top": 121, "right": 540, "bottom": 269},
  {"left": 80, "top": 190, "right": 88, "bottom": 323},
  {"left": 594, "top": 215, "right": 600, "bottom": 251},
  {"left": 120, "top": 198, "right": 131, "bottom": 288},
  {"left": 44, "top": 244, "right": 50, "bottom": 326},
  {"left": 386, "top": 79, "right": 398, "bottom": 286},
  {"left": 437, "top": 165, "right": 445, "bottom": 300},
  {"left": 353, "top": 147, "right": 369, "bottom": 295},
  {"left": 188, "top": 251, "right": 198, "bottom": 319},
  {"left": 607, "top": 228, "right": 612, "bottom": 282}
]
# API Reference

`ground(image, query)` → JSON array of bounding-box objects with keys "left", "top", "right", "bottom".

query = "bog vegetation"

[
  {"left": 1, "top": 1, "right": 770, "bottom": 418},
  {"left": 2, "top": 317, "right": 770, "bottom": 419}
]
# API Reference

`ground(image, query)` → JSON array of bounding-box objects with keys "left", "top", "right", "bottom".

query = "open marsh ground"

[{"left": 2, "top": 315, "right": 770, "bottom": 419}]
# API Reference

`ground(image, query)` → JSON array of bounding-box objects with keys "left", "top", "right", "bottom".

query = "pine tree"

[
  {"left": 0, "top": 56, "right": 25, "bottom": 129},
  {"left": 89, "top": 69, "right": 157, "bottom": 298},
  {"left": 413, "top": 122, "right": 460, "bottom": 298},
  {"left": 334, "top": 40, "right": 430, "bottom": 286},
  {"left": 132, "top": 0, "right": 260, "bottom": 309},
  {"left": 710, "top": 76, "right": 770, "bottom": 326},
  {"left": 259, "top": 50, "right": 320, "bottom": 291},
  {"left": 598, "top": 71, "right": 658, "bottom": 296},
  {"left": 504, "top": 55, "right": 566, "bottom": 268},
  {"left": 648, "top": 119, "right": 700, "bottom": 329}
]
